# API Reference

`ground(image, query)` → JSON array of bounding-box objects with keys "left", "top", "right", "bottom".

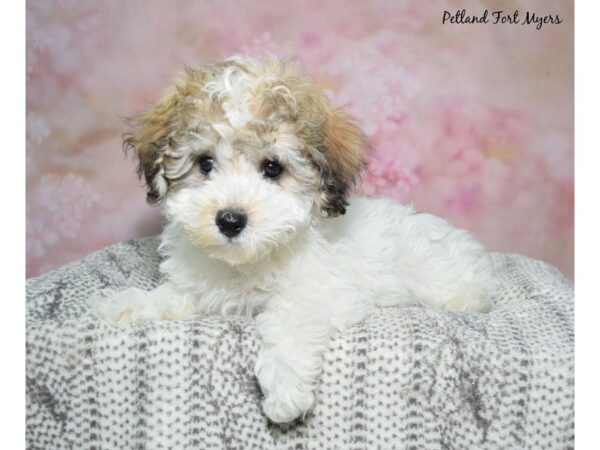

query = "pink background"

[{"left": 26, "top": 0, "right": 573, "bottom": 279}]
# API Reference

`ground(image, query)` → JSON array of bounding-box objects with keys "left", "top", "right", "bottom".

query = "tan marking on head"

[
  {"left": 124, "top": 64, "right": 230, "bottom": 204},
  {"left": 244, "top": 58, "right": 368, "bottom": 216},
  {"left": 125, "top": 56, "right": 368, "bottom": 213}
]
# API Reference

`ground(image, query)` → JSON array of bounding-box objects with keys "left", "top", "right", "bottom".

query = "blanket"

[{"left": 26, "top": 236, "right": 574, "bottom": 449}]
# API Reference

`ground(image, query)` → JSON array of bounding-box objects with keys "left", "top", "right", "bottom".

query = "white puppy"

[{"left": 92, "top": 56, "right": 496, "bottom": 423}]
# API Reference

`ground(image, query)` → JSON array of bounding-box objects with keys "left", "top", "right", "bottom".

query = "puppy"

[{"left": 93, "top": 56, "right": 496, "bottom": 424}]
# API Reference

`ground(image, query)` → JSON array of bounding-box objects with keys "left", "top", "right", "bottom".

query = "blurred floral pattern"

[{"left": 26, "top": 0, "right": 573, "bottom": 278}]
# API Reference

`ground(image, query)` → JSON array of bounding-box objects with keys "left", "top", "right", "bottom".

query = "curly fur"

[
  {"left": 123, "top": 56, "right": 366, "bottom": 216},
  {"left": 91, "top": 55, "right": 497, "bottom": 424}
]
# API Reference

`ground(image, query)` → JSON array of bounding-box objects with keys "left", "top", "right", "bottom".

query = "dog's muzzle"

[{"left": 216, "top": 209, "right": 247, "bottom": 238}]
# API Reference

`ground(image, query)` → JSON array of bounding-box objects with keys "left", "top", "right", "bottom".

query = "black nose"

[{"left": 216, "top": 209, "right": 247, "bottom": 238}]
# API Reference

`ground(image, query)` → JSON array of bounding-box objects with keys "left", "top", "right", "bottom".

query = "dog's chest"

[{"left": 163, "top": 252, "right": 285, "bottom": 315}]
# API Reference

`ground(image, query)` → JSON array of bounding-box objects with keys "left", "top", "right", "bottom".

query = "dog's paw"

[
  {"left": 255, "top": 348, "right": 317, "bottom": 423},
  {"left": 88, "top": 288, "right": 155, "bottom": 326},
  {"left": 262, "top": 387, "right": 315, "bottom": 424}
]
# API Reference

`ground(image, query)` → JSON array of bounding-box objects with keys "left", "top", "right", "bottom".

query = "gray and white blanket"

[{"left": 26, "top": 236, "right": 574, "bottom": 449}]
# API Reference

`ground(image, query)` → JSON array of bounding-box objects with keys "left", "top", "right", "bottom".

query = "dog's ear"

[
  {"left": 272, "top": 60, "right": 368, "bottom": 217},
  {"left": 317, "top": 107, "right": 368, "bottom": 217},
  {"left": 124, "top": 87, "right": 183, "bottom": 205}
]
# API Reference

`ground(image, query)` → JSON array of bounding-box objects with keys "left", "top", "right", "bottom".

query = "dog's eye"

[
  {"left": 262, "top": 160, "right": 283, "bottom": 179},
  {"left": 198, "top": 156, "right": 214, "bottom": 174}
]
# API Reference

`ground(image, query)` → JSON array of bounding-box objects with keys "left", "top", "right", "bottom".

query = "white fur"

[
  {"left": 91, "top": 196, "right": 496, "bottom": 423},
  {"left": 91, "top": 56, "right": 497, "bottom": 424}
]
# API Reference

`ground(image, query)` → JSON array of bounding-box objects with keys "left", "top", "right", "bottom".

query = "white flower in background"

[
  {"left": 27, "top": 173, "right": 101, "bottom": 259},
  {"left": 26, "top": 114, "right": 51, "bottom": 145}
]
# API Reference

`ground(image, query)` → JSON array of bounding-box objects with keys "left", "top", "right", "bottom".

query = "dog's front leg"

[
  {"left": 90, "top": 282, "right": 197, "bottom": 325},
  {"left": 255, "top": 283, "right": 375, "bottom": 424},
  {"left": 254, "top": 307, "right": 328, "bottom": 423}
]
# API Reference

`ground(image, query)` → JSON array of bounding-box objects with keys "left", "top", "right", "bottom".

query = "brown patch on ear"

[
  {"left": 124, "top": 63, "right": 239, "bottom": 205},
  {"left": 123, "top": 87, "right": 182, "bottom": 205},
  {"left": 262, "top": 60, "right": 368, "bottom": 217},
  {"left": 318, "top": 106, "right": 368, "bottom": 216}
]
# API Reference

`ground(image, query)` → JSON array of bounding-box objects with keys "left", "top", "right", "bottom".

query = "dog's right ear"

[{"left": 124, "top": 87, "right": 182, "bottom": 205}]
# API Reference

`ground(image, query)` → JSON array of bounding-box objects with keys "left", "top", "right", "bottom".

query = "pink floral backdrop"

[{"left": 26, "top": 0, "right": 573, "bottom": 279}]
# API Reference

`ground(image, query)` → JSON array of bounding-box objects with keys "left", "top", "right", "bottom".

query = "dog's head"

[{"left": 125, "top": 56, "right": 367, "bottom": 265}]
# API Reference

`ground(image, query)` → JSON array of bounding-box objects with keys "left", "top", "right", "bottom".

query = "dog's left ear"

[{"left": 317, "top": 107, "right": 368, "bottom": 217}]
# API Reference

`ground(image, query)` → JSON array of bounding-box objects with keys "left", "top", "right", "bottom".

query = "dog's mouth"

[{"left": 222, "top": 234, "right": 244, "bottom": 245}]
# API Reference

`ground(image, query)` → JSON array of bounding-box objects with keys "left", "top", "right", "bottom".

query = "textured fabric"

[{"left": 26, "top": 236, "right": 574, "bottom": 449}]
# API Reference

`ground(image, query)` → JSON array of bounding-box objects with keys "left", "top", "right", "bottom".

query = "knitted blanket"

[{"left": 26, "top": 236, "right": 574, "bottom": 449}]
